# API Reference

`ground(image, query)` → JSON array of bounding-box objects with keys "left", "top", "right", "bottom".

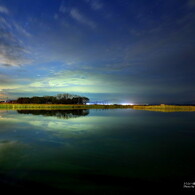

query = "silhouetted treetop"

[{"left": 16, "top": 93, "right": 89, "bottom": 104}]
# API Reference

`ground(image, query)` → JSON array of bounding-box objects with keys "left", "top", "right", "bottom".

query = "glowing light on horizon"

[
  {"left": 86, "top": 102, "right": 134, "bottom": 105},
  {"left": 121, "top": 103, "right": 134, "bottom": 105}
]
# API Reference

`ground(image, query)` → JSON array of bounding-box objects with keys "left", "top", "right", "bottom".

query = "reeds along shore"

[
  {"left": 0, "top": 104, "right": 195, "bottom": 112},
  {"left": 132, "top": 104, "right": 195, "bottom": 112}
]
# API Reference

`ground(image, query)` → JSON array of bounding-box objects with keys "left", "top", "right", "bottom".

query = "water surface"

[{"left": 0, "top": 109, "right": 195, "bottom": 193}]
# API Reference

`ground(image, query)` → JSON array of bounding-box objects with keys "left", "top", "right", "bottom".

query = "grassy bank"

[
  {"left": 132, "top": 104, "right": 195, "bottom": 112},
  {"left": 0, "top": 104, "right": 195, "bottom": 112},
  {"left": 0, "top": 103, "right": 133, "bottom": 110}
]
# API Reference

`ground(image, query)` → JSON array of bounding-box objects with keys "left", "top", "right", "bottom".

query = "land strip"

[
  {"left": 0, "top": 103, "right": 133, "bottom": 110},
  {"left": 132, "top": 104, "right": 195, "bottom": 112},
  {"left": 0, "top": 104, "right": 195, "bottom": 112}
]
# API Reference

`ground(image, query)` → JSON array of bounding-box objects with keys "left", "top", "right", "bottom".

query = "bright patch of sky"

[{"left": 0, "top": 0, "right": 194, "bottom": 104}]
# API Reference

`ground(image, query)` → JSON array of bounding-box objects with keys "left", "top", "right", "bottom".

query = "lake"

[{"left": 0, "top": 109, "right": 195, "bottom": 193}]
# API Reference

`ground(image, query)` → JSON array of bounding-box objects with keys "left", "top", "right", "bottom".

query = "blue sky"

[{"left": 0, "top": 0, "right": 195, "bottom": 104}]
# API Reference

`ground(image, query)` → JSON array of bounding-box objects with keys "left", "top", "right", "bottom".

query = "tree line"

[{"left": 15, "top": 93, "right": 89, "bottom": 104}]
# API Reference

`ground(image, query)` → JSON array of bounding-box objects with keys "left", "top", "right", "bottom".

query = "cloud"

[
  {"left": 70, "top": 8, "right": 96, "bottom": 29},
  {"left": 1, "top": 68, "right": 133, "bottom": 99},
  {"left": 0, "top": 34, "right": 29, "bottom": 67},
  {"left": 0, "top": 16, "right": 31, "bottom": 67},
  {"left": 14, "top": 23, "right": 31, "bottom": 37},
  {"left": 59, "top": 4, "right": 68, "bottom": 14},
  {"left": 188, "top": 0, "right": 195, "bottom": 8},
  {"left": 58, "top": 2, "right": 97, "bottom": 29},
  {"left": 84, "top": 0, "right": 103, "bottom": 10},
  {"left": 0, "top": 5, "right": 9, "bottom": 14},
  {"left": 0, "top": 91, "right": 7, "bottom": 100},
  {"left": 0, "top": 74, "right": 23, "bottom": 89},
  {"left": 54, "top": 13, "right": 59, "bottom": 20},
  {"left": 0, "top": 16, "right": 11, "bottom": 29},
  {"left": 90, "top": 0, "right": 103, "bottom": 10}
]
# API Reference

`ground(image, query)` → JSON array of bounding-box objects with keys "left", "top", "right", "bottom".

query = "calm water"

[{"left": 0, "top": 109, "right": 195, "bottom": 193}]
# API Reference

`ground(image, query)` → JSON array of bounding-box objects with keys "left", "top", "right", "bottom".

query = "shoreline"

[
  {"left": 0, "top": 104, "right": 195, "bottom": 112},
  {"left": 132, "top": 104, "right": 195, "bottom": 112},
  {"left": 0, "top": 103, "right": 133, "bottom": 110}
]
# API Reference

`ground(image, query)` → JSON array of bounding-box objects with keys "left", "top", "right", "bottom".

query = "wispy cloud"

[
  {"left": 14, "top": 23, "right": 31, "bottom": 37},
  {"left": 0, "top": 15, "right": 31, "bottom": 67},
  {"left": 70, "top": 8, "right": 96, "bottom": 29},
  {"left": 0, "top": 5, "right": 9, "bottom": 15},
  {"left": 0, "top": 32, "right": 30, "bottom": 67},
  {"left": 0, "top": 74, "right": 23, "bottom": 95},
  {"left": 84, "top": 0, "right": 103, "bottom": 10},
  {"left": 0, "top": 91, "right": 7, "bottom": 100},
  {"left": 58, "top": 2, "right": 98, "bottom": 29},
  {"left": 59, "top": 4, "right": 68, "bottom": 14},
  {"left": 90, "top": 0, "right": 103, "bottom": 10}
]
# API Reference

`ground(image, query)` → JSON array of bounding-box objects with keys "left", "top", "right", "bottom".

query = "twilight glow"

[{"left": 0, "top": 0, "right": 194, "bottom": 104}]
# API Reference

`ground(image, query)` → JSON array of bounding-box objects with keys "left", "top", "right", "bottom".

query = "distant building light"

[
  {"left": 121, "top": 103, "right": 134, "bottom": 105},
  {"left": 86, "top": 102, "right": 134, "bottom": 105},
  {"left": 87, "top": 102, "right": 112, "bottom": 105}
]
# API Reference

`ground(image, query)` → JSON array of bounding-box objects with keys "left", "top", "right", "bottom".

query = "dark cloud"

[{"left": 188, "top": 0, "right": 195, "bottom": 8}]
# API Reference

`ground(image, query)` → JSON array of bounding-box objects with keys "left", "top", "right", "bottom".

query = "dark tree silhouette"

[{"left": 16, "top": 93, "right": 89, "bottom": 104}]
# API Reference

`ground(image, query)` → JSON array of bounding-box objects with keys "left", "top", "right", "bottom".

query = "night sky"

[{"left": 0, "top": 0, "right": 194, "bottom": 104}]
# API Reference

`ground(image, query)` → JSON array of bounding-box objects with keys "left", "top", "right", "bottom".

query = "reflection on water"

[
  {"left": 0, "top": 109, "right": 195, "bottom": 193},
  {"left": 17, "top": 109, "right": 89, "bottom": 119}
]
